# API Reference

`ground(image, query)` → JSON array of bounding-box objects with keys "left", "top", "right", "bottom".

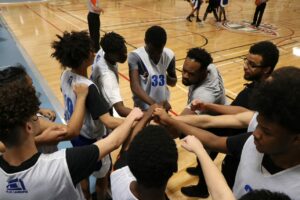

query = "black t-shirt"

[
  {"left": 231, "top": 82, "right": 257, "bottom": 110},
  {"left": 86, "top": 85, "right": 109, "bottom": 120},
  {"left": 0, "top": 145, "right": 99, "bottom": 187},
  {"left": 226, "top": 133, "right": 284, "bottom": 174}
]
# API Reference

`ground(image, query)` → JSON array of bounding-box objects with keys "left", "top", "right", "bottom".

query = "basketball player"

[
  {"left": 186, "top": 0, "right": 203, "bottom": 22},
  {"left": 51, "top": 31, "right": 123, "bottom": 200},
  {"left": 0, "top": 67, "right": 143, "bottom": 199},
  {"left": 91, "top": 32, "right": 132, "bottom": 117},
  {"left": 128, "top": 25, "right": 177, "bottom": 111}
]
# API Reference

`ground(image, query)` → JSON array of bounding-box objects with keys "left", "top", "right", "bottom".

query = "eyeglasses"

[{"left": 243, "top": 57, "right": 263, "bottom": 68}]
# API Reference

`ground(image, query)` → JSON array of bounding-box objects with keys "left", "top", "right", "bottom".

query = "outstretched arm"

[
  {"left": 95, "top": 108, "right": 144, "bottom": 161},
  {"left": 174, "top": 111, "right": 255, "bottom": 129},
  {"left": 191, "top": 99, "right": 250, "bottom": 115},
  {"left": 181, "top": 135, "right": 235, "bottom": 200},
  {"left": 153, "top": 108, "right": 228, "bottom": 153}
]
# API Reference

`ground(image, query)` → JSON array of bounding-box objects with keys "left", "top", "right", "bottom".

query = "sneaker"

[
  {"left": 186, "top": 16, "right": 192, "bottom": 22},
  {"left": 181, "top": 185, "right": 209, "bottom": 198},
  {"left": 186, "top": 167, "right": 200, "bottom": 176},
  {"left": 196, "top": 18, "right": 202, "bottom": 22}
]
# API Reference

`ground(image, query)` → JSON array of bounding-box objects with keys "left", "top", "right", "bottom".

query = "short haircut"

[
  {"left": 249, "top": 41, "right": 279, "bottom": 72},
  {"left": 100, "top": 32, "right": 126, "bottom": 53},
  {"left": 186, "top": 48, "right": 213, "bottom": 70},
  {"left": 145, "top": 26, "right": 167, "bottom": 49},
  {"left": 51, "top": 31, "right": 93, "bottom": 69},
  {"left": 0, "top": 65, "right": 40, "bottom": 147},
  {"left": 239, "top": 189, "right": 291, "bottom": 200},
  {"left": 128, "top": 125, "right": 178, "bottom": 188},
  {"left": 251, "top": 66, "right": 300, "bottom": 133}
]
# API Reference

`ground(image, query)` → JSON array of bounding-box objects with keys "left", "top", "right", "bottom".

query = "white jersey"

[
  {"left": 247, "top": 112, "right": 258, "bottom": 132},
  {"left": 111, "top": 166, "right": 138, "bottom": 200},
  {"left": 131, "top": 47, "right": 174, "bottom": 110},
  {"left": 61, "top": 70, "right": 106, "bottom": 139},
  {"left": 0, "top": 150, "right": 85, "bottom": 200},
  {"left": 91, "top": 49, "right": 122, "bottom": 109},
  {"left": 233, "top": 136, "right": 300, "bottom": 199}
]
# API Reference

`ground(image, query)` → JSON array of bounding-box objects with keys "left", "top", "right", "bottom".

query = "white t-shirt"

[
  {"left": 247, "top": 112, "right": 258, "bottom": 133},
  {"left": 233, "top": 136, "right": 300, "bottom": 199},
  {"left": 110, "top": 166, "right": 138, "bottom": 200},
  {"left": 0, "top": 150, "right": 85, "bottom": 200},
  {"left": 187, "top": 64, "right": 226, "bottom": 113},
  {"left": 91, "top": 49, "right": 123, "bottom": 109},
  {"left": 87, "top": 0, "right": 100, "bottom": 14}
]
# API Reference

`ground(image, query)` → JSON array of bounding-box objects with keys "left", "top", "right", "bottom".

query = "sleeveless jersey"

[
  {"left": 247, "top": 112, "right": 258, "bottom": 132},
  {"left": 87, "top": 0, "right": 100, "bottom": 14},
  {"left": 132, "top": 47, "right": 174, "bottom": 110},
  {"left": 233, "top": 136, "right": 300, "bottom": 199},
  {"left": 61, "top": 70, "right": 106, "bottom": 139},
  {"left": 0, "top": 150, "right": 85, "bottom": 200}
]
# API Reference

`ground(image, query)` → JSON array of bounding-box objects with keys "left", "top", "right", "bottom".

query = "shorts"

[{"left": 71, "top": 135, "right": 112, "bottom": 178}]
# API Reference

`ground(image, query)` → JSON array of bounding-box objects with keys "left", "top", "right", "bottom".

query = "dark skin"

[
  {"left": 180, "top": 57, "right": 208, "bottom": 115},
  {"left": 104, "top": 45, "right": 132, "bottom": 117},
  {"left": 129, "top": 42, "right": 177, "bottom": 111}
]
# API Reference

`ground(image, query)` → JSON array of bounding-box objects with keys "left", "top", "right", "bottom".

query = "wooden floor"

[{"left": 1, "top": 0, "right": 300, "bottom": 199}]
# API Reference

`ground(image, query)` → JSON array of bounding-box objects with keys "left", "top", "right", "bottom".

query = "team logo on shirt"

[{"left": 6, "top": 178, "right": 28, "bottom": 193}]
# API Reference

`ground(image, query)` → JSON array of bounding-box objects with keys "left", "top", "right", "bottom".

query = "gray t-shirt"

[{"left": 187, "top": 64, "right": 226, "bottom": 109}]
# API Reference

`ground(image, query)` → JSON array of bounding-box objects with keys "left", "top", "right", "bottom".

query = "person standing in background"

[
  {"left": 251, "top": 0, "right": 268, "bottom": 28},
  {"left": 87, "top": 0, "right": 104, "bottom": 52}
]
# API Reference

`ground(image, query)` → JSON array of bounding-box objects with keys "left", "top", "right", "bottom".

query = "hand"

[
  {"left": 128, "top": 107, "right": 144, "bottom": 121},
  {"left": 162, "top": 101, "right": 172, "bottom": 111},
  {"left": 35, "top": 126, "right": 67, "bottom": 145},
  {"left": 152, "top": 108, "right": 171, "bottom": 125},
  {"left": 191, "top": 99, "right": 206, "bottom": 112},
  {"left": 73, "top": 83, "right": 89, "bottom": 99},
  {"left": 38, "top": 108, "right": 56, "bottom": 121},
  {"left": 181, "top": 135, "right": 204, "bottom": 153}
]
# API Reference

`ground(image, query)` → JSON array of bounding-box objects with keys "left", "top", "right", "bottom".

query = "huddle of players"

[{"left": 1, "top": 24, "right": 300, "bottom": 200}]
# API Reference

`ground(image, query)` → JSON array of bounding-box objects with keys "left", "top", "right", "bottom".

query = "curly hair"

[
  {"left": 249, "top": 41, "right": 279, "bottom": 72},
  {"left": 127, "top": 125, "right": 178, "bottom": 188},
  {"left": 0, "top": 66, "right": 40, "bottom": 147},
  {"left": 51, "top": 31, "right": 93, "bottom": 69},
  {"left": 145, "top": 26, "right": 167, "bottom": 49},
  {"left": 186, "top": 48, "right": 213, "bottom": 70},
  {"left": 251, "top": 66, "right": 300, "bottom": 133},
  {"left": 100, "top": 32, "right": 126, "bottom": 53},
  {"left": 239, "top": 189, "right": 291, "bottom": 200}
]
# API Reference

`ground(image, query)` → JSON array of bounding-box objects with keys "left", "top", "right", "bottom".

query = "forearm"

[
  {"left": 204, "top": 103, "right": 249, "bottom": 115},
  {"left": 173, "top": 115, "right": 212, "bottom": 128},
  {"left": 66, "top": 96, "right": 86, "bottom": 139},
  {"left": 195, "top": 148, "right": 235, "bottom": 200},
  {"left": 165, "top": 117, "right": 228, "bottom": 153},
  {"left": 95, "top": 115, "right": 136, "bottom": 160},
  {"left": 132, "top": 86, "right": 156, "bottom": 106},
  {"left": 122, "top": 111, "right": 152, "bottom": 150},
  {"left": 114, "top": 102, "right": 132, "bottom": 117}
]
